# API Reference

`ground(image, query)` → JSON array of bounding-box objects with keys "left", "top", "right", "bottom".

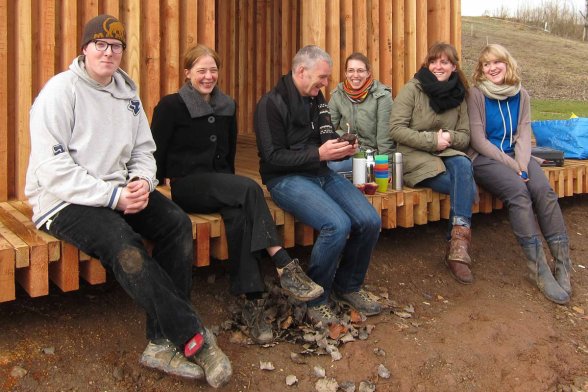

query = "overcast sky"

[{"left": 461, "top": 0, "right": 585, "bottom": 16}]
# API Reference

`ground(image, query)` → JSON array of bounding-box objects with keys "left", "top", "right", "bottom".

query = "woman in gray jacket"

[
  {"left": 467, "top": 44, "right": 571, "bottom": 304},
  {"left": 328, "top": 52, "right": 393, "bottom": 172}
]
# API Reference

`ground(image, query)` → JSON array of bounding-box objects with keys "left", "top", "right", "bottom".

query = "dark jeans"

[
  {"left": 43, "top": 190, "right": 203, "bottom": 347},
  {"left": 268, "top": 171, "right": 381, "bottom": 306},
  {"left": 473, "top": 155, "right": 567, "bottom": 246},
  {"left": 417, "top": 155, "right": 476, "bottom": 234},
  {"left": 171, "top": 172, "right": 282, "bottom": 296}
]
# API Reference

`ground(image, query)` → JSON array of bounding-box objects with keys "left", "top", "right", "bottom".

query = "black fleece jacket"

[{"left": 254, "top": 72, "right": 338, "bottom": 186}]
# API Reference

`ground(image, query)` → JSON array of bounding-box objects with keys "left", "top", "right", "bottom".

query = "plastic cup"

[
  {"left": 375, "top": 154, "right": 388, "bottom": 163},
  {"left": 375, "top": 178, "right": 388, "bottom": 192}
]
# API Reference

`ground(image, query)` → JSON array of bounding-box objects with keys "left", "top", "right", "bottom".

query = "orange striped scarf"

[{"left": 343, "top": 75, "right": 374, "bottom": 103}]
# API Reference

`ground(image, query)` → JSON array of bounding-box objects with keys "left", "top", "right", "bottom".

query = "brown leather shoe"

[{"left": 445, "top": 226, "right": 474, "bottom": 284}]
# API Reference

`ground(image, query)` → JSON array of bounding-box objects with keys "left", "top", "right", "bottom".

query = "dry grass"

[{"left": 461, "top": 16, "right": 588, "bottom": 100}]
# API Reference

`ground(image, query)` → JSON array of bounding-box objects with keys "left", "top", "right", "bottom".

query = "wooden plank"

[
  {"left": 16, "top": 0, "right": 32, "bottom": 200},
  {"left": 34, "top": 0, "right": 55, "bottom": 95},
  {"left": 397, "top": 189, "right": 414, "bottom": 228},
  {"left": 440, "top": 195, "right": 451, "bottom": 220},
  {"left": 0, "top": 235, "right": 15, "bottom": 302},
  {"left": 0, "top": 213, "right": 30, "bottom": 268},
  {"left": 197, "top": 0, "right": 215, "bottom": 49},
  {"left": 404, "top": 0, "right": 417, "bottom": 80},
  {"left": 378, "top": 0, "right": 392, "bottom": 88},
  {"left": 5, "top": 201, "right": 60, "bottom": 262},
  {"left": 368, "top": 0, "right": 380, "bottom": 79},
  {"left": 49, "top": 241, "right": 79, "bottom": 292},
  {"left": 280, "top": 211, "right": 296, "bottom": 249},
  {"left": 162, "top": 0, "right": 180, "bottom": 95},
  {"left": 141, "top": 0, "right": 160, "bottom": 121},
  {"left": 427, "top": 191, "right": 440, "bottom": 222},
  {"left": 210, "top": 219, "right": 228, "bottom": 260},
  {"left": 300, "top": 0, "right": 325, "bottom": 47},
  {"left": 325, "top": 0, "right": 340, "bottom": 98},
  {"left": 0, "top": 0, "right": 8, "bottom": 201},
  {"left": 15, "top": 242, "right": 48, "bottom": 298},
  {"left": 194, "top": 222, "right": 211, "bottom": 267},
  {"left": 79, "top": 257, "right": 106, "bottom": 285},
  {"left": 122, "top": 0, "right": 140, "bottom": 87},
  {"left": 413, "top": 189, "right": 428, "bottom": 225},
  {"left": 391, "top": 0, "right": 404, "bottom": 95},
  {"left": 352, "top": 0, "right": 367, "bottom": 56},
  {"left": 58, "top": 0, "right": 76, "bottom": 71},
  {"left": 381, "top": 192, "right": 397, "bottom": 229},
  {"left": 295, "top": 222, "right": 315, "bottom": 246}
]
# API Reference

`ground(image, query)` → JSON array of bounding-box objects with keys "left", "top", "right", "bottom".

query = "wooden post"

[
  {"left": 326, "top": 0, "right": 340, "bottom": 96},
  {"left": 392, "top": 0, "right": 404, "bottom": 94},
  {"left": 300, "top": 0, "right": 325, "bottom": 47},
  {"left": 379, "top": 0, "right": 393, "bottom": 89},
  {"left": 142, "top": 1, "right": 160, "bottom": 121},
  {"left": 0, "top": 0, "right": 7, "bottom": 201},
  {"left": 15, "top": 1, "right": 32, "bottom": 201},
  {"left": 197, "top": 0, "right": 215, "bottom": 49},
  {"left": 162, "top": 0, "right": 180, "bottom": 96}
]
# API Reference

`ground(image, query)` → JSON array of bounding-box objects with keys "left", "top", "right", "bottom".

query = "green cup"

[{"left": 375, "top": 177, "right": 388, "bottom": 192}]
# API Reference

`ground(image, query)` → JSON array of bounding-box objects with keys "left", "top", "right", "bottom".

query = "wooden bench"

[{"left": 1, "top": 134, "right": 587, "bottom": 303}]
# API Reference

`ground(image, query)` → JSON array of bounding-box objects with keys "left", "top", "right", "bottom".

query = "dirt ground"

[{"left": 1, "top": 194, "right": 587, "bottom": 392}]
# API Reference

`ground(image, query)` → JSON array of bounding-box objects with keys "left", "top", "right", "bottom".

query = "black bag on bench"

[{"left": 532, "top": 146, "right": 564, "bottom": 167}]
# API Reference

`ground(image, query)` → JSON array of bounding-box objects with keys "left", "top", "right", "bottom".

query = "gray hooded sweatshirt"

[{"left": 25, "top": 56, "right": 157, "bottom": 228}]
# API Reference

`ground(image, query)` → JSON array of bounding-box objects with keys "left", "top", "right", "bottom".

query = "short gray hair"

[{"left": 292, "top": 45, "right": 333, "bottom": 72}]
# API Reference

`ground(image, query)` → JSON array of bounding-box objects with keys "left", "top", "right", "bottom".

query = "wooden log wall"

[{"left": 0, "top": 0, "right": 461, "bottom": 202}]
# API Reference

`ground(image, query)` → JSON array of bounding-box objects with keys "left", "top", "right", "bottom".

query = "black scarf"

[
  {"left": 277, "top": 72, "right": 337, "bottom": 143},
  {"left": 178, "top": 82, "right": 235, "bottom": 118},
  {"left": 414, "top": 66, "right": 465, "bottom": 114}
]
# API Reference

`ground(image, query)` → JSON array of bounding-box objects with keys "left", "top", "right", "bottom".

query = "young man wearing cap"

[{"left": 25, "top": 14, "right": 231, "bottom": 388}]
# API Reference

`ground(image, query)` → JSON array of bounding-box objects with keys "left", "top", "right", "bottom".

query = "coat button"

[
  {"left": 210, "top": 135, "right": 217, "bottom": 142},
  {"left": 216, "top": 154, "right": 221, "bottom": 159},
  {"left": 208, "top": 116, "right": 215, "bottom": 123}
]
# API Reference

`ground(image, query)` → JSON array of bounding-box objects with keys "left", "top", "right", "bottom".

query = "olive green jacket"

[
  {"left": 328, "top": 80, "right": 394, "bottom": 156},
  {"left": 389, "top": 78, "right": 470, "bottom": 187}
]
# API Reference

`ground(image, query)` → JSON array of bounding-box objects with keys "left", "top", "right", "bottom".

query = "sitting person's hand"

[
  {"left": 436, "top": 129, "right": 452, "bottom": 151},
  {"left": 116, "top": 179, "right": 150, "bottom": 214},
  {"left": 319, "top": 139, "right": 356, "bottom": 161}
]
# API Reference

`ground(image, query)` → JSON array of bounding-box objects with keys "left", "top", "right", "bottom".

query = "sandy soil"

[{"left": 1, "top": 194, "right": 587, "bottom": 392}]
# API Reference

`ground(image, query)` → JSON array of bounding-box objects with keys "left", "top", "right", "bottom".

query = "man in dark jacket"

[{"left": 254, "top": 45, "right": 382, "bottom": 325}]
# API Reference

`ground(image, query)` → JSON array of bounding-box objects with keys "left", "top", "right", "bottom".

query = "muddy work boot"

[
  {"left": 445, "top": 225, "right": 474, "bottom": 284},
  {"left": 190, "top": 328, "right": 233, "bottom": 388},
  {"left": 306, "top": 303, "right": 339, "bottom": 327},
  {"left": 547, "top": 238, "right": 573, "bottom": 296},
  {"left": 278, "top": 259, "right": 324, "bottom": 302},
  {"left": 522, "top": 239, "right": 570, "bottom": 305},
  {"left": 332, "top": 289, "right": 382, "bottom": 316},
  {"left": 241, "top": 299, "right": 273, "bottom": 344},
  {"left": 140, "top": 339, "right": 204, "bottom": 380}
]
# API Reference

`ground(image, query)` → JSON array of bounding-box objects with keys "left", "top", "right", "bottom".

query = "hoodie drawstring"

[{"left": 496, "top": 99, "right": 513, "bottom": 153}]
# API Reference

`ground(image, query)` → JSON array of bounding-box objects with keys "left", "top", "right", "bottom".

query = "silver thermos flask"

[
  {"left": 393, "top": 152, "right": 403, "bottom": 191},
  {"left": 365, "top": 148, "right": 375, "bottom": 183}
]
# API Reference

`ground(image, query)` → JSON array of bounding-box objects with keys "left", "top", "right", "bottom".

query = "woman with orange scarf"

[{"left": 328, "top": 53, "right": 393, "bottom": 172}]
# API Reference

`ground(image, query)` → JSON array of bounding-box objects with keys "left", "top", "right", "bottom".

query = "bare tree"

[{"left": 583, "top": 0, "right": 588, "bottom": 41}]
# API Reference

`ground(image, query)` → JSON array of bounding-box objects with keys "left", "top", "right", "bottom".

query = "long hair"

[
  {"left": 472, "top": 44, "right": 521, "bottom": 86},
  {"left": 421, "top": 42, "right": 469, "bottom": 90}
]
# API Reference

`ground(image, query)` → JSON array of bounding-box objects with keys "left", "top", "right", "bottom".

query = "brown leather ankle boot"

[{"left": 445, "top": 225, "right": 474, "bottom": 284}]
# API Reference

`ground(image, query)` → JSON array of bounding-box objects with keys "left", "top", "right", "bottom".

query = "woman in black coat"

[{"left": 151, "top": 44, "right": 322, "bottom": 344}]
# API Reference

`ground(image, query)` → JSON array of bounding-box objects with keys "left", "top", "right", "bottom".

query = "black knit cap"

[{"left": 81, "top": 14, "right": 126, "bottom": 50}]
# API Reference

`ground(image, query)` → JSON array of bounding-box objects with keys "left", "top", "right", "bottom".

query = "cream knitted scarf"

[{"left": 477, "top": 79, "right": 521, "bottom": 100}]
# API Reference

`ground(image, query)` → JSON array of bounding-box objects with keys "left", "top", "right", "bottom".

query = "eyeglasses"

[
  {"left": 92, "top": 40, "right": 125, "bottom": 54},
  {"left": 346, "top": 68, "right": 368, "bottom": 75}
]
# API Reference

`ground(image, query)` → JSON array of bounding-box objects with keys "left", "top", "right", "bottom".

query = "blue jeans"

[
  {"left": 268, "top": 171, "right": 381, "bottom": 306},
  {"left": 327, "top": 157, "right": 353, "bottom": 173},
  {"left": 43, "top": 191, "right": 204, "bottom": 347},
  {"left": 417, "top": 155, "right": 476, "bottom": 234}
]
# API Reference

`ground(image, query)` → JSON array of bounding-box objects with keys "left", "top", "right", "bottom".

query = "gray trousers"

[{"left": 472, "top": 155, "right": 567, "bottom": 245}]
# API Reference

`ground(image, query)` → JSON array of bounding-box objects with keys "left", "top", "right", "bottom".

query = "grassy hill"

[{"left": 461, "top": 16, "right": 588, "bottom": 120}]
